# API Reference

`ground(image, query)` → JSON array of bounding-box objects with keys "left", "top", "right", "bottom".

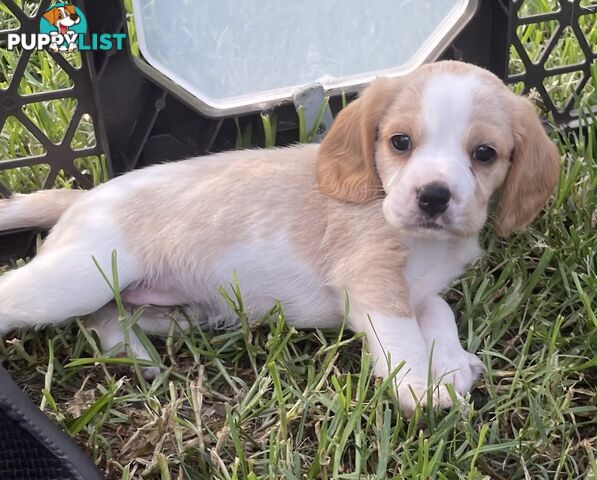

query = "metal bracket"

[{"left": 292, "top": 83, "right": 334, "bottom": 143}]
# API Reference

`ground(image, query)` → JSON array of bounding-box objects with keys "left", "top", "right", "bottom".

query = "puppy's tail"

[{"left": 0, "top": 189, "right": 86, "bottom": 231}]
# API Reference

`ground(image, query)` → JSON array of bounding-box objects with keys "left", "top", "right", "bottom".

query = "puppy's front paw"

[
  {"left": 432, "top": 347, "right": 485, "bottom": 395},
  {"left": 395, "top": 378, "right": 459, "bottom": 417}
]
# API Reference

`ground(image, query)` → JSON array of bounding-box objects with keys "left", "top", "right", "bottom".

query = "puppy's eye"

[
  {"left": 390, "top": 134, "right": 411, "bottom": 152},
  {"left": 473, "top": 145, "right": 496, "bottom": 162}
]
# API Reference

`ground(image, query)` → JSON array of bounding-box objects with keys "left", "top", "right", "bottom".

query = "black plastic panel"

[{"left": 509, "top": 0, "right": 596, "bottom": 124}]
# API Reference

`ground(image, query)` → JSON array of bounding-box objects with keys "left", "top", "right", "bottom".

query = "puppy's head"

[
  {"left": 43, "top": 4, "right": 79, "bottom": 31},
  {"left": 317, "top": 61, "right": 560, "bottom": 238}
]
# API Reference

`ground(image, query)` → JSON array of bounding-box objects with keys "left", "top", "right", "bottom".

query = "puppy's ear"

[
  {"left": 66, "top": 5, "right": 76, "bottom": 15},
  {"left": 496, "top": 96, "right": 560, "bottom": 237},
  {"left": 43, "top": 8, "right": 58, "bottom": 25},
  {"left": 317, "top": 78, "right": 396, "bottom": 202}
]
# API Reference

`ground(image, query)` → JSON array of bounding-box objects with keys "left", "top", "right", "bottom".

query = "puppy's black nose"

[
  {"left": 418, "top": 182, "right": 451, "bottom": 216},
  {"left": 70, "top": 13, "right": 79, "bottom": 20}
]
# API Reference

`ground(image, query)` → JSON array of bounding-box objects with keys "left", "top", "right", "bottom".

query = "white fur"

[
  {"left": 416, "top": 295, "right": 485, "bottom": 394},
  {"left": 351, "top": 310, "right": 455, "bottom": 413},
  {"left": 211, "top": 235, "right": 339, "bottom": 328},
  {"left": 0, "top": 215, "right": 140, "bottom": 331},
  {"left": 403, "top": 234, "right": 481, "bottom": 305},
  {"left": 381, "top": 74, "right": 481, "bottom": 235},
  {"left": 0, "top": 195, "right": 49, "bottom": 230},
  {"left": 0, "top": 191, "right": 86, "bottom": 230},
  {"left": 415, "top": 73, "right": 478, "bottom": 200}
]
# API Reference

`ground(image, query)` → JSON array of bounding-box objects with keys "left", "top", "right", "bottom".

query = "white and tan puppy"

[{"left": 0, "top": 61, "right": 559, "bottom": 415}]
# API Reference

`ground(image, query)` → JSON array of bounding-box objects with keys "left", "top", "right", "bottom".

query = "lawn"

[{"left": 1, "top": 1, "right": 596, "bottom": 479}]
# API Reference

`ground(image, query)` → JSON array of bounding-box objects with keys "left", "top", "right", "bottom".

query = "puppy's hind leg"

[
  {"left": 0, "top": 238, "right": 141, "bottom": 335},
  {"left": 88, "top": 303, "right": 191, "bottom": 380},
  {"left": 88, "top": 303, "right": 159, "bottom": 380}
]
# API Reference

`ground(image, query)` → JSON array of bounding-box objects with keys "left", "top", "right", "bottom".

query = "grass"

[{"left": 1, "top": 1, "right": 597, "bottom": 479}]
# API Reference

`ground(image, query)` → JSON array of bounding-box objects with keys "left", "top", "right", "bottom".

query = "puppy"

[{"left": 0, "top": 61, "right": 559, "bottom": 415}]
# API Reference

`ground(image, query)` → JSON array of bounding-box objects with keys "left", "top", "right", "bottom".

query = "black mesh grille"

[
  {"left": 0, "top": 0, "right": 111, "bottom": 197},
  {"left": 508, "top": 0, "right": 596, "bottom": 124},
  {"left": 0, "top": 409, "right": 72, "bottom": 480}
]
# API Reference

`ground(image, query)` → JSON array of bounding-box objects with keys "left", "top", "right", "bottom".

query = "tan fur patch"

[
  {"left": 317, "top": 77, "right": 401, "bottom": 203},
  {"left": 496, "top": 96, "right": 560, "bottom": 236},
  {"left": 116, "top": 146, "right": 411, "bottom": 317}
]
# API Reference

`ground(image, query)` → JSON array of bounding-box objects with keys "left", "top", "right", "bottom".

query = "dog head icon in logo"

[
  {"left": 6, "top": 1, "right": 124, "bottom": 53},
  {"left": 40, "top": 2, "right": 87, "bottom": 51}
]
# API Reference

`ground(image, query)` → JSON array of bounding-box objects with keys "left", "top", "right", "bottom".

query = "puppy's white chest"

[{"left": 404, "top": 236, "right": 481, "bottom": 304}]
